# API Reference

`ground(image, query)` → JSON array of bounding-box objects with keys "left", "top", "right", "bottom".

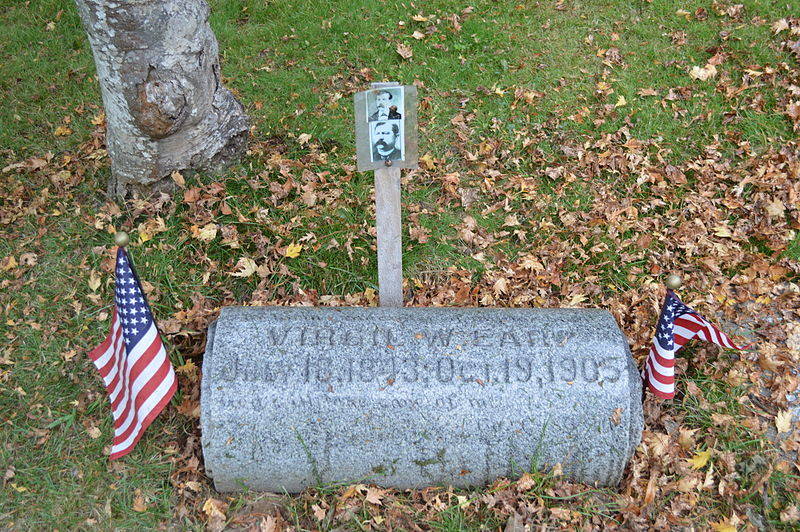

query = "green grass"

[{"left": 1, "top": 0, "right": 798, "bottom": 528}]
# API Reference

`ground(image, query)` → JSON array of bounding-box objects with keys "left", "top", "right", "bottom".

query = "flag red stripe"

[
  {"left": 113, "top": 351, "right": 172, "bottom": 441},
  {"left": 98, "top": 323, "right": 124, "bottom": 379},
  {"left": 88, "top": 309, "right": 118, "bottom": 362},
  {"left": 112, "top": 337, "right": 167, "bottom": 430},
  {"left": 109, "top": 376, "right": 177, "bottom": 460},
  {"left": 647, "top": 356, "right": 675, "bottom": 384},
  {"left": 110, "top": 334, "right": 162, "bottom": 414},
  {"left": 650, "top": 344, "right": 675, "bottom": 368},
  {"left": 646, "top": 378, "right": 674, "bottom": 399}
]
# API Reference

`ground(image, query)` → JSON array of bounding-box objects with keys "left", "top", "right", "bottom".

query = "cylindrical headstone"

[{"left": 201, "top": 307, "right": 643, "bottom": 492}]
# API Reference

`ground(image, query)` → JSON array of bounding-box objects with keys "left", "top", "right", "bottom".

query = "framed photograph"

[{"left": 354, "top": 84, "right": 418, "bottom": 171}]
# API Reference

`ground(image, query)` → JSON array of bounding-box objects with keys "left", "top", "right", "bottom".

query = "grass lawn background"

[{"left": 0, "top": 0, "right": 798, "bottom": 528}]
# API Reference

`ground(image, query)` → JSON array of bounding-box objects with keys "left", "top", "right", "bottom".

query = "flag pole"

[{"left": 114, "top": 231, "right": 130, "bottom": 248}]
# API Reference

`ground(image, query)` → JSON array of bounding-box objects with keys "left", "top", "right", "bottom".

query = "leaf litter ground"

[{"left": 1, "top": 0, "right": 799, "bottom": 529}]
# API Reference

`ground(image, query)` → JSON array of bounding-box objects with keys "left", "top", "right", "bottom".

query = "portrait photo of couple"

[{"left": 367, "top": 87, "right": 404, "bottom": 162}]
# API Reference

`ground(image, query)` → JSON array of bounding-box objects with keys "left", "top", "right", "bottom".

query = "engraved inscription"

[
  {"left": 217, "top": 353, "right": 626, "bottom": 386},
  {"left": 235, "top": 326, "right": 575, "bottom": 349}
]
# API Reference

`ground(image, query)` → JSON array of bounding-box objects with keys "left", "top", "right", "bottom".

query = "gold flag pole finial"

[
  {"left": 114, "top": 231, "right": 130, "bottom": 248},
  {"left": 665, "top": 273, "right": 682, "bottom": 290}
]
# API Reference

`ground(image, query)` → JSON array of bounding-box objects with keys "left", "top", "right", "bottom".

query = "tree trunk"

[{"left": 75, "top": 0, "right": 249, "bottom": 197}]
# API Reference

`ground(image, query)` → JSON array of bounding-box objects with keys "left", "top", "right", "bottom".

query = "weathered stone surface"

[{"left": 201, "top": 307, "right": 643, "bottom": 492}]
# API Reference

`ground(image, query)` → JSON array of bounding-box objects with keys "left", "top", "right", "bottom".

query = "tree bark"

[{"left": 75, "top": 0, "right": 249, "bottom": 196}]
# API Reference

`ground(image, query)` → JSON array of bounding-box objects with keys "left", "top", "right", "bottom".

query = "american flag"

[
  {"left": 643, "top": 289, "right": 745, "bottom": 399},
  {"left": 88, "top": 247, "right": 176, "bottom": 459}
]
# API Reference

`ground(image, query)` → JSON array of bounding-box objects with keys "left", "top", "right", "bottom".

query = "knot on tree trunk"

[{"left": 133, "top": 75, "right": 189, "bottom": 139}]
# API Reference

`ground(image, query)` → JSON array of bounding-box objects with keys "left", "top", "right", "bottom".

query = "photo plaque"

[{"left": 355, "top": 84, "right": 418, "bottom": 171}]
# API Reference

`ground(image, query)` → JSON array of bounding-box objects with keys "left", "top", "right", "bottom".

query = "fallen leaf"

[
  {"left": 765, "top": 200, "right": 785, "bottom": 218},
  {"left": 54, "top": 125, "right": 72, "bottom": 137},
  {"left": 132, "top": 490, "right": 148, "bottom": 512},
  {"left": 88, "top": 270, "right": 101, "bottom": 292},
  {"left": 689, "top": 64, "right": 718, "bottom": 81},
  {"left": 781, "top": 505, "right": 800, "bottom": 523},
  {"left": 689, "top": 449, "right": 712, "bottom": 470},
  {"left": 197, "top": 223, "right": 218, "bottom": 242},
  {"left": 1, "top": 256, "right": 18, "bottom": 271},
  {"left": 171, "top": 171, "right": 185, "bottom": 188},
  {"left": 396, "top": 43, "right": 413, "bottom": 59},
  {"left": 615, "top": 95, "right": 627, "bottom": 107},
  {"left": 772, "top": 18, "right": 790, "bottom": 34},
  {"left": 87, "top": 426, "right": 102, "bottom": 439},
  {"left": 203, "top": 497, "right": 227, "bottom": 531},
  {"left": 365, "top": 487, "right": 385, "bottom": 505},
  {"left": 176, "top": 359, "right": 198, "bottom": 378},
  {"left": 229, "top": 257, "right": 258, "bottom": 277},
  {"left": 285, "top": 243, "right": 303, "bottom": 258},
  {"left": 516, "top": 472, "right": 536, "bottom": 491},
  {"left": 776, "top": 410, "right": 792, "bottom": 433},
  {"left": 339, "top": 484, "right": 359, "bottom": 502},
  {"left": 710, "top": 520, "right": 736, "bottom": 532},
  {"left": 312, "top": 504, "right": 326, "bottom": 520},
  {"left": 412, "top": 30, "right": 425, "bottom": 40}
]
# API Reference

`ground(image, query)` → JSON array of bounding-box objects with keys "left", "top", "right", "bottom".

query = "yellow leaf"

[
  {"left": 2, "top": 255, "right": 18, "bottom": 271},
  {"left": 419, "top": 153, "right": 435, "bottom": 170},
  {"left": 176, "top": 359, "right": 198, "bottom": 377},
  {"left": 615, "top": 95, "right": 627, "bottom": 107},
  {"left": 285, "top": 243, "right": 303, "bottom": 258},
  {"left": 54, "top": 125, "right": 72, "bottom": 137},
  {"left": 710, "top": 520, "right": 736, "bottom": 532},
  {"left": 339, "top": 484, "right": 359, "bottom": 502},
  {"left": 688, "top": 449, "right": 712, "bottom": 470},
  {"left": 776, "top": 409, "right": 792, "bottom": 433},
  {"left": 88, "top": 270, "right": 101, "bottom": 292},
  {"left": 202, "top": 497, "right": 226, "bottom": 520}
]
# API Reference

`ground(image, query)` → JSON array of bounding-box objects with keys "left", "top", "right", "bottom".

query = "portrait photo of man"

[
  {"left": 370, "top": 120, "right": 403, "bottom": 162},
  {"left": 368, "top": 88, "right": 402, "bottom": 122}
]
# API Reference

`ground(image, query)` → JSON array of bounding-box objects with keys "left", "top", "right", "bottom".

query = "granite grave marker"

[{"left": 201, "top": 307, "right": 643, "bottom": 492}]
